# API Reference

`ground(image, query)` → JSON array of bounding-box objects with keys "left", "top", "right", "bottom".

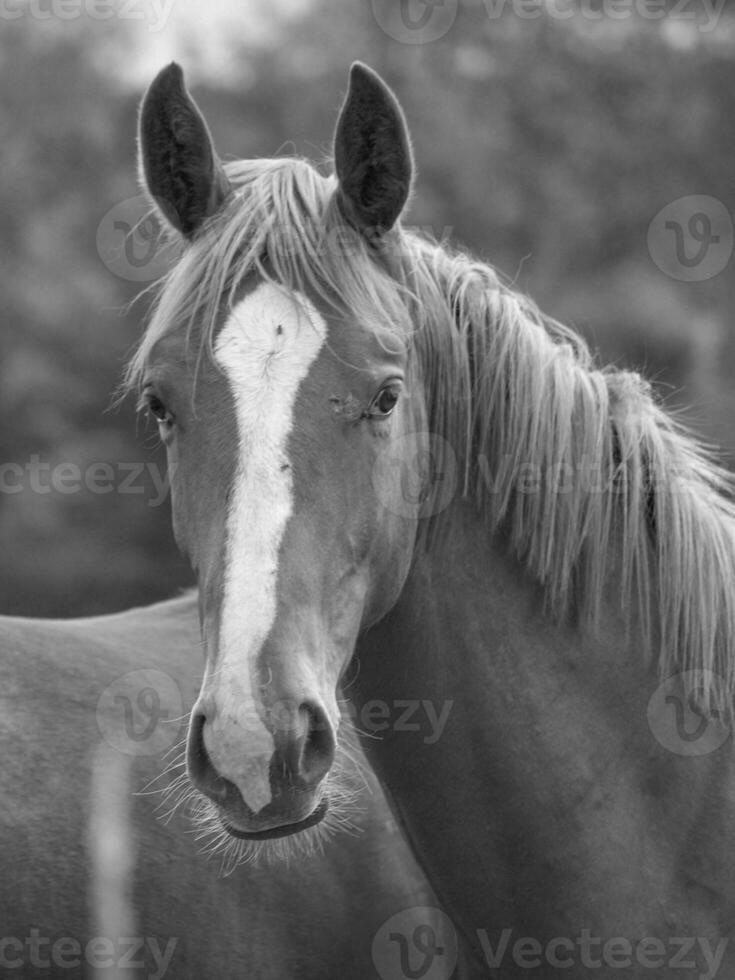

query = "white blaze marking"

[{"left": 205, "top": 282, "right": 327, "bottom": 813}]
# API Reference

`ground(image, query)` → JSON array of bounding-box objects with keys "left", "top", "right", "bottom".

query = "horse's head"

[{"left": 134, "top": 63, "right": 436, "bottom": 845}]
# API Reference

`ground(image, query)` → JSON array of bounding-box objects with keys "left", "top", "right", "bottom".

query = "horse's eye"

[
  {"left": 146, "top": 394, "right": 174, "bottom": 427},
  {"left": 369, "top": 385, "right": 401, "bottom": 419}
]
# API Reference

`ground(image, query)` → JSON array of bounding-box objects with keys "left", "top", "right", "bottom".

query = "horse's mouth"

[{"left": 222, "top": 798, "right": 329, "bottom": 840}]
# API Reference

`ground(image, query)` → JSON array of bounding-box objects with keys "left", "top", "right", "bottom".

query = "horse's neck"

[{"left": 355, "top": 499, "right": 735, "bottom": 972}]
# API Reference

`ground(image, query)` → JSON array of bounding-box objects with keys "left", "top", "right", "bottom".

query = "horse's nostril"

[
  {"left": 298, "top": 701, "right": 335, "bottom": 786},
  {"left": 186, "top": 711, "right": 229, "bottom": 804}
]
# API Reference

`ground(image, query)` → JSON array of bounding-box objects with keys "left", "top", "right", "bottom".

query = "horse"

[
  {"left": 0, "top": 591, "right": 440, "bottom": 979},
  {"left": 131, "top": 59, "right": 735, "bottom": 978}
]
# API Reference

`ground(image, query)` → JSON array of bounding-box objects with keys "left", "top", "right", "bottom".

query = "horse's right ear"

[{"left": 138, "top": 63, "right": 231, "bottom": 239}]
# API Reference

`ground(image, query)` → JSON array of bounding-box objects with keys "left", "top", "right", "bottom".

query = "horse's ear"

[
  {"left": 138, "top": 62, "right": 231, "bottom": 239},
  {"left": 333, "top": 62, "right": 414, "bottom": 236}
]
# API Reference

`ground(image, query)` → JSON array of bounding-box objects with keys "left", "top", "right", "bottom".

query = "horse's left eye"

[
  {"left": 369, "top": 385, "right": 401, "bottom": 418},
  {"left": 146, "top": 394, "right": 174, "bottom": 427}
]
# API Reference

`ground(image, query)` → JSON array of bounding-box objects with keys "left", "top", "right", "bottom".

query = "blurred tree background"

[{"left": 2, "top": 0, "right": 735, "bottom": 615}]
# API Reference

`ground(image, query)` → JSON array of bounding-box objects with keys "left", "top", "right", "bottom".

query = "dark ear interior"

[
  {"left": 333, "top": 62, "right": 414, "bottom": 236},
  {"left": 138, "top": 62, "right": 231, "bottom": 238}
]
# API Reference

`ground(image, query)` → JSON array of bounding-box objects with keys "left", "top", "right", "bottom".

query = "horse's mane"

[{"left": 126, "top": 156, "right": 735, "bottom": 713}]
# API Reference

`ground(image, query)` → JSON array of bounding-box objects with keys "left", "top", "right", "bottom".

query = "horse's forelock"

[{"left": 123, "top": 157, "right": 416, "bottom": 395}]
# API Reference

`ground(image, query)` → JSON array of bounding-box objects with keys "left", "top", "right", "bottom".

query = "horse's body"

[
  {"left": 0, "top": 593, "right": 434, "bottom": 979},
  {"left": 354, "top": 511, "right": 735, "bottom": 978}
]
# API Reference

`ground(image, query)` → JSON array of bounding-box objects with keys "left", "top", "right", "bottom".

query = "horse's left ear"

[
  {"left": 333, "top": 62, "right": 414, "bottom": 236},
  {"left": 138, "top": 62, "right": 231, "bottom": 239}
]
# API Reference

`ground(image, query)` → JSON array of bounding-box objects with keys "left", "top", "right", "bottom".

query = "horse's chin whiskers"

[
  {"left": 334, "top": 728, "right": 372, "bottom": 795},
  {"left": 157, "top": 777, "right": 199, "bottom": 822},
  {"left": 135, "top": 742, "right": 186, "bottom": 797},
  {"left": 164, "top": 712, "right": 192, "bottom": 726},
  {"left": 140, "top": 756, "right": 197, "bottom": 825},
  {"left": 134, "top": 751, "right": 187, "bottom": 800},
  {"left": 143, "top": 749, "right": 187, "bottom": 782}
]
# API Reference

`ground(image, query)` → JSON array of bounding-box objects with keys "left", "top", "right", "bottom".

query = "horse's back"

[{"left": 0, "top": 595, "right": 431, "bottom": 978}]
